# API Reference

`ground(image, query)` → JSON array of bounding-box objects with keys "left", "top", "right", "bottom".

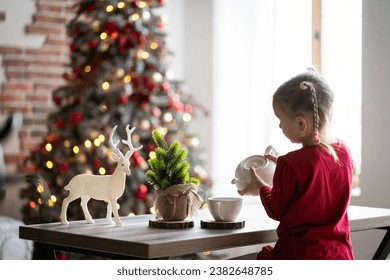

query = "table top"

[{"left": 19, "top": 204, "right": 390, "bottom": 259}]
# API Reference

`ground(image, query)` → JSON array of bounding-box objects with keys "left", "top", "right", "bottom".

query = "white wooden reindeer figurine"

[{"left": 60, "top": 125, "right": 143, "bottom": 226}]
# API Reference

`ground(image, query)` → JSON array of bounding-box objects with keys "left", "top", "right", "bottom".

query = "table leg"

[
  {"left": 34, "top": 242, "right": 56, "bottom": 260},
  {"left": 372, "top": 227, "right": 390, "bottom": 260}
]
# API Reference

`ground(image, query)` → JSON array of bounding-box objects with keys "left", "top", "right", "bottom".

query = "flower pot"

[{"left": 154, "top": 183, "right": 202, "bottom": 221}]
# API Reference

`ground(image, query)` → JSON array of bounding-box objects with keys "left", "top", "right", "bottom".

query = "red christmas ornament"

[
  {"left": 139, "top": 35, "right": 146, "bottom": 49},
  {"left": 46, "top": 134, "right": 61, "bottom": 144},
  {"left": 135, "top": 184, "right": 148, "bottom": 201},
  {"left": 73, "top": 27, "right": 81, "bottom": 36},
  {"left": 73, "top": 67, "right": 82, "bottom": 76},
  {"left": 169, "top": 94, "right": 184, "bottom": 111},
  {"left": 53, "top": 96, "right": 61, "bottom": 105},
  {"left": 161, "top": 81, "right": 170, "bottom": 92},
  {"left": 88, "top": 40, "right": 98, "bottom": 48},
  {"left": 131, "top": 76, "right": 140, "bottom": 88},
  {"left": 69, "top": 111, "right": 83, "bottom": 125},
  {"left": 119, "top": 96, "right": 128, "bottom": 104},
  {"left": 92, "top": 160, "right": 101, "bottom": 168},
  {"left": 54, "top": 120, "right": 65, "bottom": 129},
  {"left": 131, "top": 152, "right": 145, "bottom": 167},
  {"left": 104, "top": 21, "right": 119, "bottom": 35},
  {"left": 140, "top": 101, "right": 149, "bottom": 111},
  {"left": 156, "top": 22, "right": 165, "bottom": 29},
  {"left": 58, "top": 163, "right": 69, "bottom": 173},
  {"left": 184, "top": 104, "right": 193, "bottom": 113},
  {"left": 73, "top": 97, "right": 81, "bottom": 105},
  {"left": 70, "top": 44, "right": 77, "bottom": 52},
  {"left": 145, "top": 77, "right": 156, "bottom": 91},
  {"left": 63, "top": 72, "right": 72, "bottom": 80},
  {"left": 86, "top": 4, "right": 95, "bottom": 12},
  {"left": 151, "top": 106, "right": 161, "bottom": 117}
]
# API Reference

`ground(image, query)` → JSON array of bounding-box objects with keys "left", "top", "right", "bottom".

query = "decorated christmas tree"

[{"left": 21, "top": 0, "right": 211, "bottom": 225}]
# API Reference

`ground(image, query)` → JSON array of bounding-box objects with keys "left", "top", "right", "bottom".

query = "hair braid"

[
  {"left": 309, "top": 84, "right": 320, "bottom": 138},
  {"left": 299, "top": 81, "right": 320, "bottom": 143}
]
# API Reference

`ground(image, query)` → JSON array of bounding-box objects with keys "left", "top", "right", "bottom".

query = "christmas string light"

[
  {"left": 29, "top": 201, "right": 36, "bottom": 209},
  {"left": 130, "top": 13, "right": 140, "bottom": 21},
  {"left": 140, "top": 51, "right": 149, "bottom": 60},
  {"left": 105, "top": 5, "right": 114, "bottom": 13},
  {"left": 102, "top": 81, "right": 110, "bottom": 91},
  {"left": 100, "top": 32, "right": 108, "bottom": 40},
  {"left": 149, "top": 151, "right": 156, "bottom": 159},
  {"left": 183, "top": 113, "right": 191, "bottom": 122},
  {"left": 138, "top": 1, "right": 147, "bottom": 8},
  {"left": 150, "top": 42, "right": 158, "bottom": 49},
  {"left": 84, "top": 140, "right": 92, "bottom": 148},
  {"left": 99, "top": 167, "right": 106, "bottom": 175},
  {"left": 46, "top": 160, "right": 54, "bottom": 169},
  {"left": 73, "top": 146, "right": 80, "bottom": 154},
  {"left": 123, "top": 75, "right": 131, "bottom": 83},
  {"left": 64, "top": 140, "right": 71, "bottom": 148},
  {"left": 36, "top": 184, "right": 44, "bottom": 193},
  {"left": 94, "top": 138, "right": 101, "bottom": 147},
  {"left": 45, "top": 143, "right": 52, "bottom": 152}
]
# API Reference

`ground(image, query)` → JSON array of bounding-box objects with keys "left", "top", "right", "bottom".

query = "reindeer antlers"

[
  {"left": 109, "top": 125, "right": 123, "bottom": 159},
  {"left": 109, "top": 125, "right": 143, "bottom": 160},
  {"left": 122, "top": 125, "right": 143, "bottom": 159}
]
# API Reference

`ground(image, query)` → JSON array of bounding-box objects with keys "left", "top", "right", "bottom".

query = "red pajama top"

[{"left": 259, "top": 141, "right": 355, "bottom": 259}]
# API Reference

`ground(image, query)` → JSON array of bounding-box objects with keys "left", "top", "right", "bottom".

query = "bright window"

[{"left": 212, "top": 0, "right": 362, "bottom": 196}]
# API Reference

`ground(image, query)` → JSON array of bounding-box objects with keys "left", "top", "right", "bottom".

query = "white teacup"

[{"left": 207, "top": 197, "right": 242, "bottom": 222}]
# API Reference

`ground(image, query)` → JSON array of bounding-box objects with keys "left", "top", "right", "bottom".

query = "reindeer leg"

[
  {"left": 60, "top": 195, "right": 77, "bottom": 224},
  {"left": 80, "top": 196, "right": 94, "bottom": 224},
  {"left": 110, "top": 199, "right": 123, "bottom": 226},
  {"left": 105, "top": 202, "right": 114, "bottom": 225}
]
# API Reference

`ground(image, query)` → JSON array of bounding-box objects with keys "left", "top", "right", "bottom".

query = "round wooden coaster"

[
  {"left": 149, "top": 219, "right": 194, "bottom": 229},
  {"left": 200, "top": 220, "right": 245, "bottom": 230}
]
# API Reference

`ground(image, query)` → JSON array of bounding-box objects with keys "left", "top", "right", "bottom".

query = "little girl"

[{"left": 239, "top": 69, "right": 355, "bottom": 259}]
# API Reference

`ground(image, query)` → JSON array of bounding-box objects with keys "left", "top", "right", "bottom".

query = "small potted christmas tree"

[{"left": 146, "top": 129, "right": 202, "bottom": 222}]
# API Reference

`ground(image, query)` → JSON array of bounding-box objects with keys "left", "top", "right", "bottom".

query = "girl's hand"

[
  {"left": 250, "top": 166, "right": 268, "bottom": 187},
  {"left": 237, "top": 167, "right": 268, "bottom": 196},
  {"left": 265, "top": 152, "right": 278, "bottom": 163},
  {"left": 264, "top": 145, "right": 279, "bottom": 163}
]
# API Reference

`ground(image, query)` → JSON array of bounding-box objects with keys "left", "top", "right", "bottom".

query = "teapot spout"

[{"left": 231, "top": 178, "right": 247, "bottom": 191}]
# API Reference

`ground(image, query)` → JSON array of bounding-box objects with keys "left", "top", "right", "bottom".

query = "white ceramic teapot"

[{"left": 231, "top": 146, "right": 277, "bottom": 191}]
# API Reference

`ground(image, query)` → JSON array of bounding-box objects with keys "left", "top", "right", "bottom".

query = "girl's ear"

[{"left": 295, "top": 115, "right": 308, "bottom": 136}]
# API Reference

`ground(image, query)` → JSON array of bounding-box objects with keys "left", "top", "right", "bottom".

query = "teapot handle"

[{"left": 265, "top": 145, "right": 278, "bottom": 156}]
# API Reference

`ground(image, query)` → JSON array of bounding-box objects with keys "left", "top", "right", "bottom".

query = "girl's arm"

[{"left": 260, "top": 157, "right": 295, "bottom": 221}]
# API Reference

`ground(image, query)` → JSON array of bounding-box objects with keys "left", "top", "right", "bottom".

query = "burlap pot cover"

[{"left": 154, "top": 183, "right": 202, "bottom": 221}]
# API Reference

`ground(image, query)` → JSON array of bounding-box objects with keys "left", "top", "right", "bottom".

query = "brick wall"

[{"left": 0, "top": 0, "right": 77, "bottom": 172}]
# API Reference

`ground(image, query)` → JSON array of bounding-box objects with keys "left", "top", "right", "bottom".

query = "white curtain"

[{"left": 212, "top": 0, "right": 312, "bottom": 196}]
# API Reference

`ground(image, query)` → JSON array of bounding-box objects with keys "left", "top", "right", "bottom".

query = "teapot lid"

[{"left": 241, "top": 155, "right": 267, "bottom": 171}]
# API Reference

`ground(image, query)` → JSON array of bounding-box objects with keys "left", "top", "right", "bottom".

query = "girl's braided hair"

[{"left": 273, "top": 68, "right": 338, "bottom": 160}]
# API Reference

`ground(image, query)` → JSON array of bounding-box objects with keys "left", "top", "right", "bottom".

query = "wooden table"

[{"left": 19, "top": 204, "right": 390, "bottom": 260}]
